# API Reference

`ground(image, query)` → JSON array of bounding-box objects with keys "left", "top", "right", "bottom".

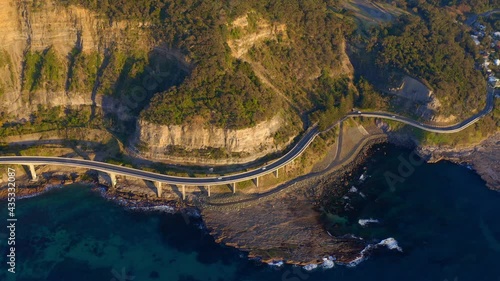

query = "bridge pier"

[
  {"left": 155, "top": 182, "right": 162, "bottom": 197},
  {"left": 108, "top": 172, "right": 117, "bottom": 188},
  {"left": 273, "top": 168, "right": 279, "bottom": 178},
  {"left": 181, "top": 185, "right": 186, "bottom": 200},
  {"left": 28, "top": 164, "right": 37, "bottom": 181},
  {"left": 231, "top": 182, "right": 236, "bottom": 194},
  {"left": 253, "top": 177, "right": 259, "bottom": 187},
  {"left": 207, "top": 185, "right": 211, "bottom": 197}
]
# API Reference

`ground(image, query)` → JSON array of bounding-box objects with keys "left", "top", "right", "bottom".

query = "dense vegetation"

[
  {"left": 482, "top": 11, "right": 500, "bottom": 30},
  {"left": 356, "top": 2, "right": 487, "bottom": 117},
  {"left": 144, "top": 60, "right": 275, "bottom": 127},
  {"left": 67, "top": 50, "right": 101, "bottom": 93},
  {"left": 22, "top": 47, "right": 65, "bottom": 92},
  {"left": 0, "top": 50, "right": 13, "bottom": 98},
  {"left": 0, "top": 105, "right": 92, "bottom": 137},
  {"left": 56, "top": 0, "right": 355, "bottom": 129},
  {"left": 6, "top": 0, "right": 495, "bottom": 142}
]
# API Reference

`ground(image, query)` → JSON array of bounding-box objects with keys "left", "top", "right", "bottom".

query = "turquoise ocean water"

[{"left": 1, "top": 144, "right": 499, "bottom": 281}]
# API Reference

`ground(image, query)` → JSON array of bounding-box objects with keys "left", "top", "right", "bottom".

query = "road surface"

[{"left": 0, "top": 90, "right": 495, "bottom": 186}]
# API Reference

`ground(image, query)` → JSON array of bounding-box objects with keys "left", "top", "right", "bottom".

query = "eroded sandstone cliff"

[
  {"left": 1, "top": 1, "right": 296, "bottom": 163},
  {"left": 134, "top": 113, "right": 297, "bottom": 165},
  {"left": 0, "top": 0, "right": 154, "bottom": 120},
  {"left": 132, "top": 12, "right": 305, "bottom": 163}
]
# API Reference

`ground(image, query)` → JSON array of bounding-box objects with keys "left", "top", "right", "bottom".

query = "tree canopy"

[
  {"left": 57, "top": 0, "right": 354, "bottom": 129},
  {"left": 367, "top": 2, "right": 487, "bottom": 117}
]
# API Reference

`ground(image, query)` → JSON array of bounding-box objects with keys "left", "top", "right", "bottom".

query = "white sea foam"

[
  {"left": 17, "top": 184, "right": 65, "bottom": 200},
  {"left": 303, "top": 263, "right": 318, "bottom": 271},
  {"left": 344, "top": 244, "right": 374, "bottom": 267},
  {"left": 341, "top": 237, "right": 403, "bottom": 267},
  {"left": 378, "top": 237, "right": 403, "bottom": 252},
  {"left": 129, "top": 205, "right": 176, "bottom": 213},
  {"left": 268, "top": 260, "right": 284, "bottom": 267},
  {"left": 321, "top": 256, "right": 335, "bottom": 269},
  {"left": 358, "top": 218, "right": 380, "bottom": 226},
  {"left": 17, "top": 193, "right": 43, "bottom": 200},
  {"left": 359, "top": 173, "right": 368, "bottom": 182}
]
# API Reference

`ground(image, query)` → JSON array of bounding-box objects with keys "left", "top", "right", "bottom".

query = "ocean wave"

[
  {"left": 340, "top": 237, "right": 403, "bottom": 268},
  {"left": 303, "top": 263, "right": 318, "bottom": 271},
  {"left": 17, "top": 184, "right": 68, "bottom": 200},
  {"left": 302, "top": 256, "right": 336, "bottom": 271},
  {"left": 267, "top": 260, "right": 284, "bottom": 267},
  {"left": 378, "top": 237, "right": 403, "bottom": 252},
  {"left": 321, "top": 256, "right": 336, "bottom": 269},
  {"left": 358, "top": 218, "right": 380, "bottom": 226},
  {"left": 129, "top": 205, "right": 176, "bottom": 213},
  {"left": 359, "top": 173, "right": 369, "bottom": 182}
]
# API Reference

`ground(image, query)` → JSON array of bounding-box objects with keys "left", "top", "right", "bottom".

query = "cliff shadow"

[
  {"left": 170, "top": 184, "right": 184, "bottom": 200},
  {"left": 197, "top": 186, "right": 208, "bottom": 195},
  {"left": 143, "top": 180, "right": 158, "bottom": 195},
  {"left": 100, "top": 46, "right": 190, "bottom": 142}
]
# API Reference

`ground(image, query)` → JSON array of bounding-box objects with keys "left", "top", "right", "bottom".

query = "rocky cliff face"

[
  {"left": 134, "top": 113, "right": 292, "bottom": 164},
  {"left": 0, "top": 0, "right": 152, "bottom": 120},
  {"left": 0, "top": 0, "right": 296, "bottom": 163},
  {"left": 132, "top": 12, "right": 307, "bottom": 163}
]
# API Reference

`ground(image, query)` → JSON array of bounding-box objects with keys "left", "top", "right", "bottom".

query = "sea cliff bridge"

[{"left": 0, "top": 90, "right": 496, "bottom": 200}]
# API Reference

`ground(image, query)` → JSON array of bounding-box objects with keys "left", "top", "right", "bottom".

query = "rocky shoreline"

[
  {"left": 0, "top": 174, "right": 184, "bottom": 211},
  {"left": 0, "top": 137, "right": 394, "bottom": 269},
  {"left": 0, "top": 177, "right": 89, "bottom": 200},
  {"left": 383, "top": 131, "right": 499, "bottom": 190},
  {"left": 0, "top": 133, "right": 498, "bottom": 269},
  {"left": 417, "top": 133, "right": 500, "bottom": 190},
  {"left": 200, "top": 137, "right": 391, "bottom": 267}
]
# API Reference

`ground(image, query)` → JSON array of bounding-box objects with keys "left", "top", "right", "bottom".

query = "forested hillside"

[
  {"left": 352, "top": 1, "right": 489, "bottom": 118},
  {"left": 58, "top": 0, "right": 355, "bottom": 129},
  {"left": 2, "top": 0, "right": 495, "bottom": 148}
]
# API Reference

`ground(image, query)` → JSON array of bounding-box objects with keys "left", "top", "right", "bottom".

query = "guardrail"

[{"left": 0, "top": 91, "right": 495, "bottom": 186}]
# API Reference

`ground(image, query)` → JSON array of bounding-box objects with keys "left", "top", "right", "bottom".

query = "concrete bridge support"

[
  {"left": 28, "top": 164, "right": 37, "bottom": 181},
  {"left": 231, "top": 182, "right": 236, "bottom": 194},
  {"left": 207, "top": 185, "right": 211, "bottom": 197},
  {"left": 253, "top": 177, "right": 259, "bottom": 187},
  {"left": 109, "top": 173, "right": 117, "bottom": 188},
  {"left": 181, "top": 185, "right": 186, "bottom": 200},
  {"left": 155, "top": 182, "right": 163, "bottom": 197},
  {"left": 273, "top": 168, "right": 279, "bottom": 178}
]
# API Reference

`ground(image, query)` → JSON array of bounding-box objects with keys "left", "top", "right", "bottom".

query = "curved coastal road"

[
  {"left": 0, "top": 127, "right": 319, "bottom": 186},
  {"left": 346, "top": 89, "right": 496, "bottom": 133},
  {"left": 0, "top": 90, "right": 496, "bottom": 186}
]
